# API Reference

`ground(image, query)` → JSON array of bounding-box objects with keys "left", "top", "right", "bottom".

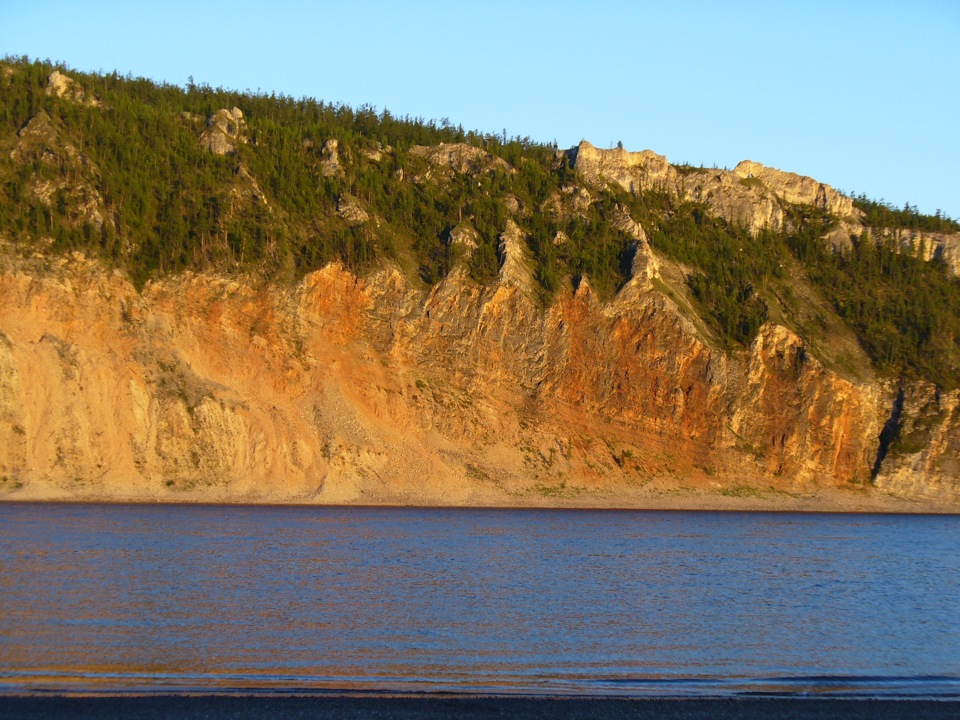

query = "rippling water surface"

[{"left": 1, "top": 504, "right": 958, "bottom": 697}]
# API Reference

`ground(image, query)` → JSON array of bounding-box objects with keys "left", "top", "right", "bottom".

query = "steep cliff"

[
  {"left": 1, "top": 61, "right": 958, "bottom": 509},
  {"left": 0, "top": 241, "right": 954, "bottom": 509}
]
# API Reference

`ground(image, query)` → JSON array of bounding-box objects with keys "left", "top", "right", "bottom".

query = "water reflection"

[{"left": 1, "top": 505, "right": 958, "bottom": 697}]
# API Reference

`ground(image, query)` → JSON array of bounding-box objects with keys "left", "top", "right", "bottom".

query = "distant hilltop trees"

[{"left": 1, "top": 57, "right": 959, "bottom": 388}]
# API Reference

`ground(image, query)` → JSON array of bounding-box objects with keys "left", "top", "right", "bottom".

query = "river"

[{"left": 1, "top": 504, "right": 958, "bottom": 697}]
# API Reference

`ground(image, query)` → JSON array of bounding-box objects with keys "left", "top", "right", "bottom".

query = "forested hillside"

[{"left": 2, "top": 57, "right": 959, "bottom": 388}]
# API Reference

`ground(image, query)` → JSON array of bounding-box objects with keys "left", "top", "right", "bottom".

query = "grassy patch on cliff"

[{"left": 785, "top": 205, "right": 960, "bottom": 388}]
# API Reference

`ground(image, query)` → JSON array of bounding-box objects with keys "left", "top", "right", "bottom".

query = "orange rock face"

[{"left": 0, "top": 251, "right": 955, "bottom": 507}]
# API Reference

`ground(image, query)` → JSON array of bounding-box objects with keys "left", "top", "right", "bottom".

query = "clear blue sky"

[{"left": 2, "top": 1, "right": 958, "bottom": 218}]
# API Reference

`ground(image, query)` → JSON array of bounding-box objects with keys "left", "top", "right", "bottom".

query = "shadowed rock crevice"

[{"left": 872, "top": 388, "right": 905, "bottom": 479}]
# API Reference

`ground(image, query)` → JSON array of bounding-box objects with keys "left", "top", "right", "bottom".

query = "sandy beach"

[{"left": 5, "top": 482, "right": 960, "bottom": 514}]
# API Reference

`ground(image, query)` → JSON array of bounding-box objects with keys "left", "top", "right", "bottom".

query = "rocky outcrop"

[
  {"left": 572, "top": 140, "right": 861, "bottom": 237},
  {"left": 571, "top": 141, "right": 677, "bottom": 195},
  {"left": 45, "top": 70, "right": 99, "bottom": 106},
  {"left": 231, "top": 164, "right": 269, "bottom": 209},
  {"left": 200, "top": 108, "right": 247, "bottom": 155},
  {"left": 447, "top": 223, "right": 479, "bottom": 255},
  {"left": 609, "top": 205, "right": 659, "bottom": 286},
  {"left": 336, "top": 194, "right": 370, "bottom": 226},
  {"left": 874, "top": 383, "right": 960, "bottom": 501},
  {"left": 571, "top": 140, "right": 960, "bottom": 277},
  {"left": 320, "top": 138, "right": 341, "bottom": 176},
  {"left": 682, "top": 167, "right": 788, "bottom": 233},
  {"left": 497, "top": 220, "right": 535, "bottom": 295},
  {"left": 409, "top": 142, "right": 512, "bottom": 178},
  {"left": 541, "top": 184, "right": 594, "bottom": 220},
  {"left": 879, "top": 228, "right": 960, "bottom": 276},
  {"left": 10, "top": 112, "right": 108, "bottom": 231},
  {"left": 731, "top": 160, "right": 857, "bottom": 219},
  {"left": 817, "top": 224, "right": 960, "bottom": 274}
]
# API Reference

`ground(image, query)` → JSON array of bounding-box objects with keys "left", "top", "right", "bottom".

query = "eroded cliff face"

[
  {"left": 1, "top": 67, "right": 956, "bottom": 508},
  {"left": 4, "top": 242, "right": 949, "bottom": 508},
  {"left": 728, "top": 325, "right": 882, "bottom": 487}
]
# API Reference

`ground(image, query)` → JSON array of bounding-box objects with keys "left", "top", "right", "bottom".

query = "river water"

[{"left": 1, "top": 504, "right": 958, "bottom": 697}]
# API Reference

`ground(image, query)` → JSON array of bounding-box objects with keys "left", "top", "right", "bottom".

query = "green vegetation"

[
  {"left": 535, "top": 479, "right": 582, "bottom": 498},
  {"left": 852, "top": 195, "right": 960, "bottom": 234},
  {"left": 0, "top": 472, "right": 24, "bottom": 490},
  {"left": 2, "top": 57, "right": 960, "bottom": 388},
  {"left": 719, "top": 485, "right": 767, "bottom": 498},
  {"left": 784, "top": 205, "right": 960, "bottom": 387},
  {"left": 892, "top": 408, "right": 947, "bottom": 457},
  {"left": 641, "top": 196, "right": 779, "bottom": 346},
  {"left": 0, "top": 57, "right": 527, "bottom": 286}
]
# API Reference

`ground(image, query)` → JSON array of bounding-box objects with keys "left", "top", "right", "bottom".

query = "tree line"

[{"left": 1, "top": 57, "right": 959, "bottom": 387}]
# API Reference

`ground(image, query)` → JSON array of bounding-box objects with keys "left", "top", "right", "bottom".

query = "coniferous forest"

[{"left": 2, "top": 57, "right": 959, "bottom": 388}]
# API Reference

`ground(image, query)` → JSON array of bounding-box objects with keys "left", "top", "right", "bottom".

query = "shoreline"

[
  {"left": 2, "top": 694, "right": 959, "bottom": 720},
  {"left": 1, "top": 487, "right": 958, "bottom": 514}
]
